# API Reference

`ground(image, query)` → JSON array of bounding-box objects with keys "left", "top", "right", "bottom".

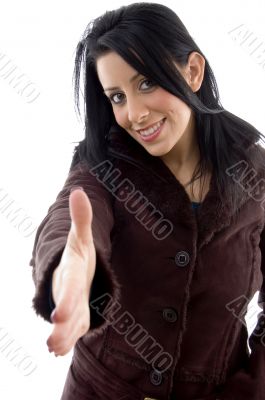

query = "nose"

[{"left": 126, "top": 96, "right": 149, "bottom": 124}]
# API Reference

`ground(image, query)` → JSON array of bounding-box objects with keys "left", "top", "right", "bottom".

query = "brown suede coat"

[{"left": 29, "top": 128, "right": 265, "bottom": 400}]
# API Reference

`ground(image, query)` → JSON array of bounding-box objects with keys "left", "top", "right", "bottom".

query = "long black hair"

[{"left": 70, "top": 2, "right": 265, "bottom": 212}]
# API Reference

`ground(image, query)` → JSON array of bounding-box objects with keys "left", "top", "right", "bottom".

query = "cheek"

[
  {"left": 156, "top": 89, "right": 190, "bottom": 117},
  {"left": 169, "top": 99, "right": 192, "bottom": 121},
  {"left": 113, "top": 109, "right": 127, "bottom": 127}
]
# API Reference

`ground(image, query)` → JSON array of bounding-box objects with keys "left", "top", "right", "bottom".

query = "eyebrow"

[{"left": 103, "top": 72, "right": 141, "bottom": 93}]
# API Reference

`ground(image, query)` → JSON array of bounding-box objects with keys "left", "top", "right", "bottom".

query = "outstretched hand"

[{"left": 46, "top": 187, "right": 96, "bottom": 356}]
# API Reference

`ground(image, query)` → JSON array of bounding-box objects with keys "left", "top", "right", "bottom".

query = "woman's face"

[{"left": 96, "top": 51, "right": 196, "bottom": 158}]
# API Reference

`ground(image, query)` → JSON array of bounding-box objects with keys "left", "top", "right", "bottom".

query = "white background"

[{"left": 0, "top": 0, "right": 265, "bottom": 398}]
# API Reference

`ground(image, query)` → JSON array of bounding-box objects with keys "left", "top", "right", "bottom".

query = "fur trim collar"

[{"left": 106, "top": 128, "right": 265, "bottom": 250}]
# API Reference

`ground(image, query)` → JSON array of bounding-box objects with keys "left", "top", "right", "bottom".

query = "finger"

[
  {"left": 47, "top": 301, "right": 82, "bottom": 349},
  {"left": 50, "top": 318, "right": 89, "bottom": 356},
  {"left": 47, "top": 305, "right": 90, "bottom": 354},
  {"left": 69, "top": 188, "right": 94, "bottom": 249}
]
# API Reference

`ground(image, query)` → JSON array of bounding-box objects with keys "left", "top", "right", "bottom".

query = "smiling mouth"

[{"left": 136, "top": 118, "right": 166, "bottom": 136}]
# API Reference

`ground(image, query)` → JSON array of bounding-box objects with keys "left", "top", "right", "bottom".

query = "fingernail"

[{"left": 70, "top": 186, "right": 84, "bottom": 192}]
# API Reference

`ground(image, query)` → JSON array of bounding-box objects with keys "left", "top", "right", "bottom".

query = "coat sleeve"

[
  {"left": 218, "top": 227, "right": 265, "bottom": 400},
  {"left": 29, "top": 160, "right": 121, "bottom": 334}
]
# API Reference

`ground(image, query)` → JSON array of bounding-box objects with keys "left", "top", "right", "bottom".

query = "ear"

[
  {"left": 175, "top": 51, "right": 206, "bottom": 93},
  {"left": 186, "top": 51, "right": 206, "bottom": 92}
]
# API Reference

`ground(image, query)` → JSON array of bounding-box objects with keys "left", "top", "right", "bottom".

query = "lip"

[
  {"left": 135, "top": 118, "right": 165, "bottom": 132},
  {"left": 138, "top": 118, "right": 165, "bottom": 142}
]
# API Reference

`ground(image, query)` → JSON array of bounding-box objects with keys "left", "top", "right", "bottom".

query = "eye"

[
  {"left": 108, "top": 92, "right": 125, "bottom": 105},
  {"left": 139, "top": 78, "right": 155, "bottom": 90},
  {"left": 108, "top": 78, "right": 156, "bottom": 105}
]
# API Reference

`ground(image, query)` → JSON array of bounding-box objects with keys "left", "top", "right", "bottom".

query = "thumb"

[{"left": 69, "top": 187, "right": 94, "bottom": 248}]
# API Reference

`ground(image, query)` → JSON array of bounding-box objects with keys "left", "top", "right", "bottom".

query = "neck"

[{"left": 160, "top": 117, "right": 200, "bottom": 175}]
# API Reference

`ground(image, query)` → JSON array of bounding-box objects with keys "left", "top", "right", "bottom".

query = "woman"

[{"left": 29, "top": 3, "right": 265, "bottom": 399}]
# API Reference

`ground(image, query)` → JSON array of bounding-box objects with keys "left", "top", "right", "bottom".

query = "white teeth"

[{"left": 140, "top": 119, "right": 164, "bottom": 137}]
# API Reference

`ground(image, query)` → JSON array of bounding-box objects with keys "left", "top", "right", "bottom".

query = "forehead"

[{"left": 96, "top": 51, "right": 140, "bottom": 90}]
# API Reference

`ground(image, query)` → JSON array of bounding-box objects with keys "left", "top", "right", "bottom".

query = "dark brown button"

[
  {"left": 175, "top": 251, "right": 190, "bottom": 267},
  {"left": 162, "top": 308, "right": 178, "bottom": 322},
  {"left": 150, "top": 369, "right": 163, "bottom": 386}
]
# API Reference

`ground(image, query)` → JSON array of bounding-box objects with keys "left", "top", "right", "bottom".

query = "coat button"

[
  {"left": 144, "top": 398, "right": 159, "bottom": 400},
  {"left": 144, "top": 398, "right": 160, "bottom": 400},
  {"left": 150, "top": 369, "right": 163, "bottom": 386},
  {"left": 175, "top": 251, "right": 190, "bottom": 267},
  {"left": 162, "top": 308, "right": 178, "bottom": 322}
]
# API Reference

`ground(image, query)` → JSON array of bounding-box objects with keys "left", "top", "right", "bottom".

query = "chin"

[{"left": 143, "top": 146, "right": 168, "bottom": 158}]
